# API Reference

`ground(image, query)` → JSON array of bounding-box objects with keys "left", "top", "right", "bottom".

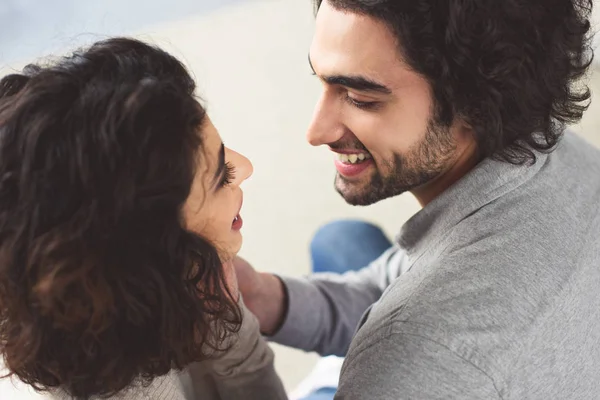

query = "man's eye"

[{"left": 345, "top": 95, "right": 379, "bottom": 110}]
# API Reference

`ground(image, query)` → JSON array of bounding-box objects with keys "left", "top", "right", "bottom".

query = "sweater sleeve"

[{"left": 270, "top": 246, "right": 406, "bottom": 356}]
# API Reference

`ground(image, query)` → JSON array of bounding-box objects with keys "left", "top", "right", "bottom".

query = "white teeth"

[{"left": 336, "top": 152, "right": 371, "bottom": 164}]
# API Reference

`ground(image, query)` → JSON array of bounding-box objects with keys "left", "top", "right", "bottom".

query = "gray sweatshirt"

[
  {"left": 50, "top": 297, "right": 287, "bottom": 400},
  {"left": 272, "top": 132, "right": 600, "bottom": 399}
]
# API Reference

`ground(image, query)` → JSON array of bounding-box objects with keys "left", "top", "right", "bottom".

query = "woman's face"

[{"left": 182, "top": 117, "right": 253, "bottom": 260}]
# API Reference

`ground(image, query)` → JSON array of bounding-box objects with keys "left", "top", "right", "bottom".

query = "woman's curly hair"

[
  {"left": 316, "top": 0, "right": 594, "bottom": 164},
  {"left": 0, "top": 38, "right": 241, "bottom": 398}
]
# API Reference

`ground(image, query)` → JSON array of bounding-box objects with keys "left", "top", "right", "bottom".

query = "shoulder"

[
  {"left": 346, "top": 245, "right": 533, "bottom": 384},
  {"left": 339, "top": 326, "right": 501, "bottom": 400}
]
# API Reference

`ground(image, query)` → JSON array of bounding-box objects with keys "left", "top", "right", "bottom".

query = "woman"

[{"left": 0, "top": 38, "right": 287, "bottom": 399}]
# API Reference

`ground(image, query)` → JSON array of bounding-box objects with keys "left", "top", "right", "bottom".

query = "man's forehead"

[{"left": 311, "top": 2, "right": 407, "bottom": 83}]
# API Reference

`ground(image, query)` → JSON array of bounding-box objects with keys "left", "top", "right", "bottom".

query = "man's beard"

[{"left": 336, "top": 120, "right": 456, "bottom": 206}]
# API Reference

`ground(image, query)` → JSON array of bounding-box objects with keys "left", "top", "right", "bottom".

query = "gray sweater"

[
  {"left": 51, "top": 298, "right": 287, "bottom": 400},
  {"left": 273, "top": 132, "right": 600, "bottom": 399}
]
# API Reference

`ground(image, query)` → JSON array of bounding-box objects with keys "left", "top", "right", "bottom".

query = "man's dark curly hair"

[
  {"left": 0, "top": 38, "right": 241, "bottom": 398},
  {"left": 315, "top": 0, "right": 594, "bottom": 164}
]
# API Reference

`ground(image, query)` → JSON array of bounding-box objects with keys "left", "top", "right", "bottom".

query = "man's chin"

[
  {"left": 335, "top": 173, "right": 413, "bottom": 206},
  {"left": 335, "top": 178, "right": 382, "bottom": 206}
]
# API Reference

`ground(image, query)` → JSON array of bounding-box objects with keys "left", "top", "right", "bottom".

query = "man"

[{"left": 237, "top": 0, "right": 600, "bottom": 398}]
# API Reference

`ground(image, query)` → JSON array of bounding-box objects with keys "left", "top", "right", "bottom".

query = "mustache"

[{"left": 329, "top": 139, "right": 369, "bottom": 153}]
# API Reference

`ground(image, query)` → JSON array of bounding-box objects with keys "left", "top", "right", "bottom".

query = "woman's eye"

[{"left": 220, "top": 162, "right": 235, "bottom": 187}]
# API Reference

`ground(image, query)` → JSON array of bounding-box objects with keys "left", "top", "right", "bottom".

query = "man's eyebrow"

[
  {"left": 213, "top": 142, "right": 225, "bottom": 185},
  {"left": 308, "top": 54, "right": 392, "bottom": 95},
  {"left": 324, "top": 75, "right": 392, "bottom": 94}
]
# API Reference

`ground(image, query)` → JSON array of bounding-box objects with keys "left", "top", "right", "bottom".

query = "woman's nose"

[{"left": 225, "top": 148, "right": 253, "bottom": 185}]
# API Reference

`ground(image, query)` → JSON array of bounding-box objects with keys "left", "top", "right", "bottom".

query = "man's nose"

[{"left": 306, "top": 92, "right": 345, "bottom": 146}]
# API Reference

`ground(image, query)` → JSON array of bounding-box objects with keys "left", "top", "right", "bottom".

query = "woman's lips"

[
  {"left": 232, "top": 214, "right": 243, "bottom": 230},
  {"left": 232, "top": 196, "right": 243, "bottom": 230}
]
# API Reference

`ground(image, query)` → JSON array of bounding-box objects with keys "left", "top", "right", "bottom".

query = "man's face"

[{"left": 308, "top": 0, "right": 469, "bottom": 206}]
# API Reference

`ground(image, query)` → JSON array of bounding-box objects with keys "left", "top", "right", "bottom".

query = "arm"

[
  {"left": 255, "top": 246, "right": 406, "bottom": 356},
  {"left": 336, "top": 331, "right": 501, "bottom": 400}
]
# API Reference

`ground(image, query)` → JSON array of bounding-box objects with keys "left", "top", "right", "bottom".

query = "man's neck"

[{"left": 411, "top": 141, "right": 479, "bottom": 207}]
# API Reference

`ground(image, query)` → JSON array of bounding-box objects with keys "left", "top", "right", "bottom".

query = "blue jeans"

[{"left": 301, "top": 220, "right": 391, "bottom": 400}]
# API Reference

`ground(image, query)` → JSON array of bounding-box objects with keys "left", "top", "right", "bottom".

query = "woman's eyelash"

[
  {"left": 220, "top": 162, "right": 235, "bottom": 187},
  {"left": 345, "top": 95, "right": 379, "bottom": 110}
]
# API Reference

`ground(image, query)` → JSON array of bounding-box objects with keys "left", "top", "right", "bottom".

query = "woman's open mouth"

[{"left": 232, "top": 214, "right": 243, "bottom": 230}]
